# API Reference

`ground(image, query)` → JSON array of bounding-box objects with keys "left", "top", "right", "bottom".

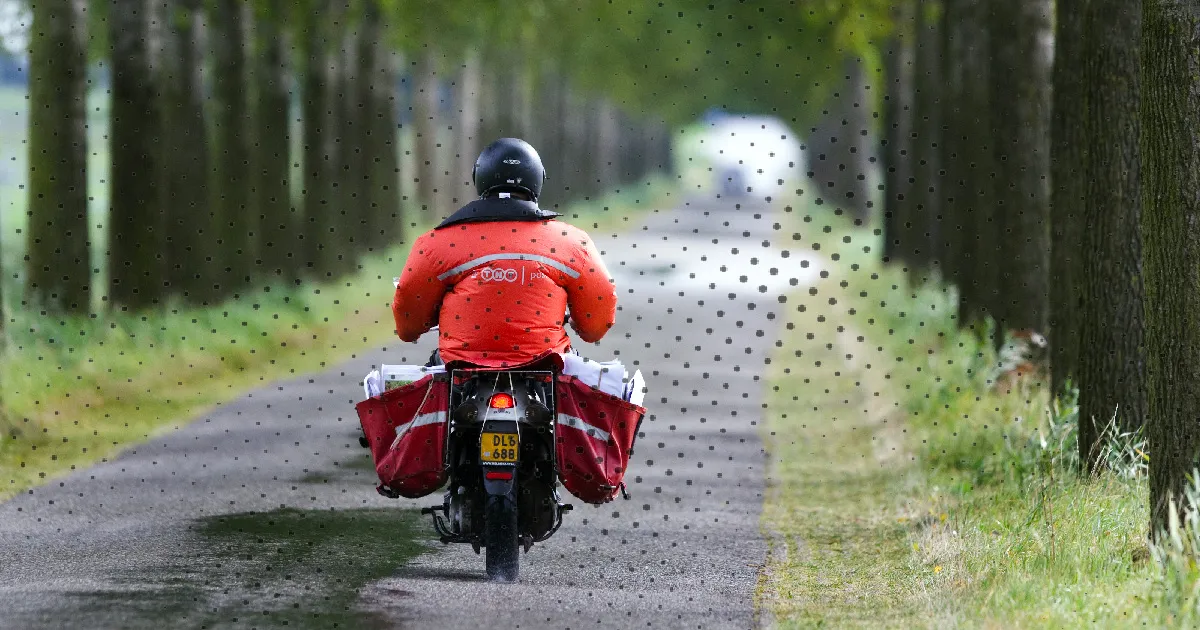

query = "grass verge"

[
  {"left": 761, "top": 201, "right": 1160, "bottom": 627},
  {"left": 863, "top": 265, "right": 1155, "bottom": 628},
  {"left": 757, "top": 205, "right": 935, "bottom": 627}
]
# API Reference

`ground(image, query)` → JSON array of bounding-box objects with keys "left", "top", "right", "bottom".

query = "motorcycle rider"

[{"left": 391, "top": 138, "right": 617, "bottom": 368}]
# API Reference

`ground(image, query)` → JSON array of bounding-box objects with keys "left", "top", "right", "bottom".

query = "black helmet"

[{"left": 473, "top": 138, "right": 545, "bottom": 201}]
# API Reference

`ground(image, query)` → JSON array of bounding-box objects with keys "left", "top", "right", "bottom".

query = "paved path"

[{"left": 0, "top": 197, "right": 817, "bottom": 629}]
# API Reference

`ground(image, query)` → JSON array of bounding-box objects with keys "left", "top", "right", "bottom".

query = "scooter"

[{"left": 415, "top": 361, "right": 571, "bottom": 582}]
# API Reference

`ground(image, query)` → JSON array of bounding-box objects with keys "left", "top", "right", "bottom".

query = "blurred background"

[{"left": 10, "top": 0, "right": 1200, "bottom": 626}]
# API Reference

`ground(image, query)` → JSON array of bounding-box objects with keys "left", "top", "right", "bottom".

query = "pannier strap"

[{"left": 388, "top": 379, "right": 441, "bottom": 450}]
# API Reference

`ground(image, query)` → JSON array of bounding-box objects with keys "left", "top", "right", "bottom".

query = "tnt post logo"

[{"left": 473, "top": 267, "right": 521, "bottom": 283}]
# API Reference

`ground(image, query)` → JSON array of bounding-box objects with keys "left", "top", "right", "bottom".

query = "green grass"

[
  {"left": 760, "top": 199, "right": 1161, "bottom": 627},
  {"left": 757, "top": 204, "right": 935, "bottom": 628},
  {"left": 866, "top": 270, "right": 1157, "bottom": 629}
]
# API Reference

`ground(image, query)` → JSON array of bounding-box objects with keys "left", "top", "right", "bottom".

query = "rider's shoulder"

[{"left": 548, "top": 220, "right": 593, "bottom": 241}]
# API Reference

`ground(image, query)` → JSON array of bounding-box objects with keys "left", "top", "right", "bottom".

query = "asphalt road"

[{"left": 0, "top": 195, "right": 817, "bottom": 629}]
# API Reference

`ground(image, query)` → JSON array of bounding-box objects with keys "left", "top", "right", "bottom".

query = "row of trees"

[
  {"left": 10, "top": 0, "right": 948, "bottom": 331},
  {"left": 11, "top": 0, "right": 673, "bottom": 324},
  {"left": 879, "top": 0, "right": 1200, "bottom": 535}
]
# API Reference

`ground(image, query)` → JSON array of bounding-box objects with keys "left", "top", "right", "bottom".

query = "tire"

[{"left": 484, "top": 493, "right": 520, "bottom": 582}]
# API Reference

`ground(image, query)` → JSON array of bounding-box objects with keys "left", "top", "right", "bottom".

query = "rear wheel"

[{"left": 484, "top": 493, "right": 519, "bottom": 581}]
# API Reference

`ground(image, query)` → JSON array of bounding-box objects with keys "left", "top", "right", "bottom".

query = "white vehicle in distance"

[{"left": 675, "top": 110, "right": 806, "bottom": 206}]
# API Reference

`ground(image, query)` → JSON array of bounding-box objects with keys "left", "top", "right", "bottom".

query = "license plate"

[{"left": 481, "top": 432, "right": 518, "bottom": 463}]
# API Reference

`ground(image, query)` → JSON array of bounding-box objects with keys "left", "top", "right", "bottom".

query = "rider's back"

[{"left": 392, "top": 208, "right": 616, "bottom": 367}]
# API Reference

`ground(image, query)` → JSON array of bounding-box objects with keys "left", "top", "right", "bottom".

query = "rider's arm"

[
  {"left": 565, "top": 232, "right": 617, "bottom": 343},
  {"left": 392, "top": 233, "right": 448, "bottom": 342}
]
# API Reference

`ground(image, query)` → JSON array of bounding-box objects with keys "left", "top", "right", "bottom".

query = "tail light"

[{"left": 488, "top": 393, "right": 515, "bottom": 409}]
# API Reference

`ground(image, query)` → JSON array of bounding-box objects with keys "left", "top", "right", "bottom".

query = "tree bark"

[
  {"left": 339, "top": 22, "right": 365, "bottom": 271},
  {"left": 210, "top": 0, "right": 254, "bottom": 294},
  {"left": 1049, "top": 0, "right": 1088, "bottom": 398},
  {"left": 806, "top": 56, "right": 874, "bottom": 226},
  {"left": 323, "top": 18, "right": 352, "bottom": 277},
  {"left": 561, "top": 83, "right": 587, "bottom": 202},
  {"left": 477, "top": 57, "right": 502, "bottom": 146},
  {"left": 579, "top": 98, "right": 602, "bottom": 199},
  {"left": 109, "top": 0, "right": 164, "bottom": 310},
  {"left": 1143, "top": 0, "right": 1200, "bottom": 536},
  {"left": 536, "top": 69, "right": 566, "bottom": 206},
  {"left": 252, "top": 0, "right": 293, "bottom": 285},
  {"left": 301, "top": 2, "right": 345, "bottom": 280},
  {"left": 884, "top": 0, "right": 916, "bottom": 267},
  {"left": 939, "top": 0, "right": 965, "bottom": 292},
  {"left": 413, "top": 48, "right": 439, "bottom": 222},
  {"left": 26, "top": 0, "right": 90, "bottom": 314},
  {"left": 913, "top": 0, "right": 943, "bottom": 281},
  {"left": 364, "top": 2, "right": 401, "bottom": 250},
  {"left": 456, "top": 50, "right": 482, "bottom": 206},
  {"left": 299, "top": 2, "right": 325, "bottom": 277},
  {"left": 159, "top": 0, "right": 212, "bottom": 302},
  {"left": 951, "top": 0, "right": 997, "bottom": 327},
  {"left": 988, "top": 0, "right": 1053, "bottom": 343},
  {"left": 595, "top": 99, "right": 619, "bottom": 196},
  {"left": 1075, "top": 0, "right": 1147, "bottom": 473}
]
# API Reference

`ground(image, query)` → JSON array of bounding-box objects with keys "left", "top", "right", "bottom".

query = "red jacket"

[{"left": 392, "top": 198, "right": 617, "bottom": 367}]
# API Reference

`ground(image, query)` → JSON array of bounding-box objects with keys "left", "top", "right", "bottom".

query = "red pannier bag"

[
  {"left": 555, "top": 374, "right": 645, "bottom": 504},
  {"left": 355, "top": 374, "right": 449, "bottom": 498}
]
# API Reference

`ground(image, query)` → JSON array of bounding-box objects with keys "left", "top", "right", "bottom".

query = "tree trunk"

[
  {"left": 515, "top": 59, "right": 535, "bottom": 140},
  {"left": 323, "top": 20, "right": 352, "bottom": 277},
  {"left": 883, "top": 0, "right": 916, "bottom": 267},
  {"left": 595, "top": 100, "right": 619, "bottom": 196},
  {"left": 477, "top": 58, "right": 502, "bottom": 146},
  {"left": 913, "top": 0, "right": 943, "bottom": 281},
  {"left": 807, "top": 56, "right": 874, "bottom": 226},
  {"left": 299, "top": 2, "right": 325, "bottom": 277},
  {"left": 253, "top": 0, "right": 293, "bottom": 285},
  {"left": 1143, "top": 0, "right": 1200, "bottom": 536},
  {"left": 579, "top": 98, "right": 602, "bottom": 199},
  {"left": 939, "top": 0, "right": 964, "bottom": 291},
  {"left": 301, "top": 3, "right": 345, "bottom": 280},
  {"left": 536, "top": 69, "right": 566, "bottom": 206},
  {"left": 456, "top": 50, "right": 482, "bottom": 206},
  {"left": 413, "top": 48, "right": 439, "bottom": 222},
  {"left": 210, "top": 0, "right": 254, "bottom": 295},
  {"left": 988, "top": 0, "right": 1053, "bottom": 343},
  {"left": 109, "top": 0, "right": 164, "bottom": 310},
  {"left": 159, "top": 0, "right": 212, "bottom": 303},
  {"left": 26, "top": 0, "right": 90, "bottom": 314},
  {"left": 1075, "top": 0, "right": 1147, "bottom": 473},
  {"left": 560, "top": 84, "right": 584, "bottom": 202},
  {"left": 952, "top": 0, "right": 997, "bottom": 327},
  {"left": 846, "top": 56, "right": 873, "bottom": 225},
  {"left": 1049, "top": 0, "right": 1088, "bottom": 398},
  {"left": 339, "top": 23, "right": 365, "bottom": 272},
  {"left": 364, "top": 2, "right": 401, "bottom": 250}
]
